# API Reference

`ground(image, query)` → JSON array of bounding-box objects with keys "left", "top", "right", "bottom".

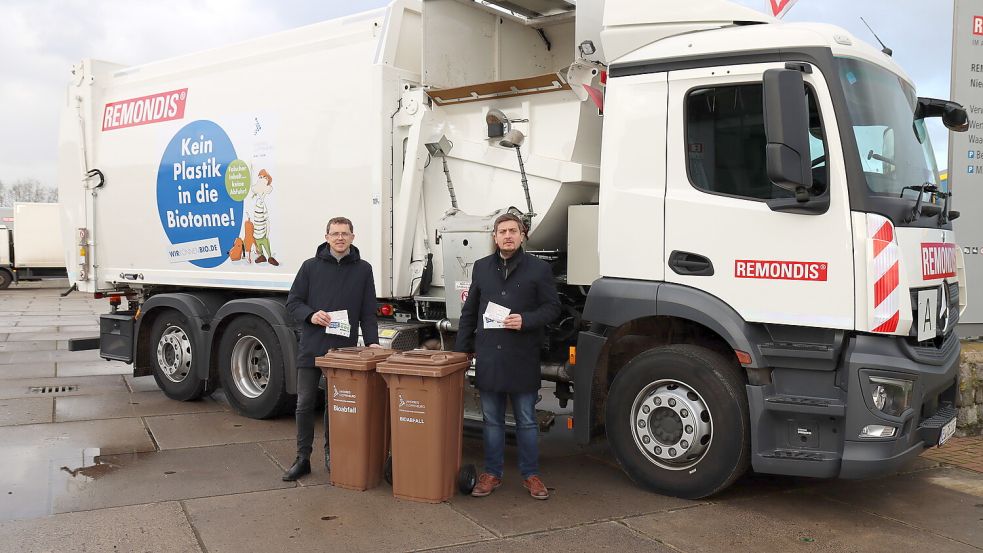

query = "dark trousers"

[{"left": 295, "top": 366, "right": 328, "bottom": 459}]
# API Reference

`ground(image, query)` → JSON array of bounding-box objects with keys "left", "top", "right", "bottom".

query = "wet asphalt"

[{"left": 0, "top": 282, "right": 981, "bottom": 553}]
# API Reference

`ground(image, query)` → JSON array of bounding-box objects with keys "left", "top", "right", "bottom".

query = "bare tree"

[{"left": 0, "top": 179, "right": 57, "bottom": 206}]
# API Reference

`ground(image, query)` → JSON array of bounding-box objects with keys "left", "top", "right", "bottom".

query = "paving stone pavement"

[{"left": 0, "top": 283, "right": 982, "bottom": 553}]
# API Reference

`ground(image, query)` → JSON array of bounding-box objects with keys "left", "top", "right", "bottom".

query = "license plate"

[{"left": 938, "top": 416, "right": 957, "bottom": 447}]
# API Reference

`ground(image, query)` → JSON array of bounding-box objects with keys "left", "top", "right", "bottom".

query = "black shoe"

[
  {"left": 325, "top": 450, "right": 330, "bottom": 471},
  {"left": 282, "top": 457, "right": 311, "bottom": 481}
]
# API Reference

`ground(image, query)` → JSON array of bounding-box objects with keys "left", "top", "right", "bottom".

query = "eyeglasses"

[{"left": 327, "top": 232, "right": 352, "bottom": 239}]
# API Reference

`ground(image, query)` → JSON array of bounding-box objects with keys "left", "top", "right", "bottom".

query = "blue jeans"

[{"left": 480, "top": 390, "right": 539, "bottom": 479}]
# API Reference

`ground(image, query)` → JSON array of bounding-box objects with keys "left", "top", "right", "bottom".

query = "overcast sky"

[{"left": 0, "top": 0, "right": 954, "bottom": 189}]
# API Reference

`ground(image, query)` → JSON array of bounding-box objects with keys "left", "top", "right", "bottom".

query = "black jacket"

[
  {"left": 454, "top": 249, "right": 561, "bottom": 393},
  {"left": 286, "top": 243, "right": 379, "bottom": 367}
]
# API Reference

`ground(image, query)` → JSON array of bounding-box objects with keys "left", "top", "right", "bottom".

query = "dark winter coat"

[
  {"left": 454, "top": 249, "right": 561, "bottom": 393},
  {"left": 286, "top": 243, "right": 379, "bottom": 367}
]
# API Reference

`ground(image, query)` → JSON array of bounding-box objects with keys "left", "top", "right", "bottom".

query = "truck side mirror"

[
  {"left": 943, "top": 104, "right": 969, "bottom": 132},
  {"left": 916, "top": 97, "right": 969, "bottom": 132},
  {"left": 763, "top": 68, "right": 813, "bottom": 201}
]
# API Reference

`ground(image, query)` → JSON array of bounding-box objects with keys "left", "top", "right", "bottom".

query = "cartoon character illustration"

[
  {"left": 228, "top": 217, "right": 258, "bottom": 263},
  {"left": 250, "top": 169, "right": 278, "bottom": 266},
  {"left": 242, "top": 219, "right": 256, "bottom": 262}
]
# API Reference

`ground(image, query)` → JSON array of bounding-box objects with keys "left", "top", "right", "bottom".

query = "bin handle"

[
  {"left": 328, "top": 347, "right": 379, "bottom": 359},
  {"left": 399, "top": 350, "right": 450, "bottom": 362}
]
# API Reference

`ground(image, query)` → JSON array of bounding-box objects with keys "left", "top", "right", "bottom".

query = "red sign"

[
  {"left": 921, "top": 243, "right": 957, "bottom": 280},
  {"left": 735, "top": 260, "right": 828, "bottom": 281},
  {"left": 769, "top": 0, "right": 798, "bottom": 18},
  {"left": 102, "top": 88, "right": 188, "bottom": 131},
  {"left": 974, "top": 15, "right": 983, "bottom": 35}
]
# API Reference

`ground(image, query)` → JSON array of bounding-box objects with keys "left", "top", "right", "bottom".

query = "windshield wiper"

[{"left": 902, "top": 183, "right": 945, "bottom": 223}]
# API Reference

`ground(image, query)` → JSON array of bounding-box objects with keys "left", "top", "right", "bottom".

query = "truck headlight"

[{"left": 867, "top": 376, "right": 913, "bottom": 417}]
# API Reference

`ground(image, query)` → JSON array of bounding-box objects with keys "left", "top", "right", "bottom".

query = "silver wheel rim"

[
  {"left": 156, "top": 325, "right": 192, "bottom": 383},
  {"left": 630, "top": 379, "right": 713, "bottom": 471},
  {"left": 230, "top": 335, "right": 270, "bottom": 399}
]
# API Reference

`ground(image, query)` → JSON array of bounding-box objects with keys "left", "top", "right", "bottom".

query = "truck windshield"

[{"left": 837, "top": 57, "right": 943, "bottom": 204}]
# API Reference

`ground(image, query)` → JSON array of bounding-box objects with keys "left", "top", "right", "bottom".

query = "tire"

[
  {"left": 217, "top": 315, "right": 291, "bottom": 419},
  {"left": 150, "top": 310, "right": 207, "bottom": 401},
  {"left": 0, "top": 269, "right": 12, "bottom": 289},
  {"left": 605, "top": 344, "right": 750, "bottom": 499}
]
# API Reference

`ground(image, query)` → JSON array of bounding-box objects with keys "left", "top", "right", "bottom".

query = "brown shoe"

[
  {"left": 523, "top": 475, "right": 549, "bottom": 500},
  {"left": 255, "top": 255, "right": 267, "bottom": 263},
  {"left": 471, "top": 473, "right": 502, "bottom": 497},
  {"left": 268, "top": 257, "right": 279, "bottom": 266}
]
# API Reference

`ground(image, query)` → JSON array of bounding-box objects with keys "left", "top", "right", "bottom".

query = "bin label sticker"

[
  {"left": 397, "top": 393, "right": 426, "bottom": 424},
  {"left": 332, "top": 385, "right": 356, "bottom": 404}
]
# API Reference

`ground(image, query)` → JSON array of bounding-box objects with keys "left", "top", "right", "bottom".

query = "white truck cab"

[{"left": 57, "top": 0, "right": 965, "bottom": 498}]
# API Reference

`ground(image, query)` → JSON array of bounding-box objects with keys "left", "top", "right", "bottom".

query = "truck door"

[{"left": 664, "top": 63, "right": 854, "bottom": 329}]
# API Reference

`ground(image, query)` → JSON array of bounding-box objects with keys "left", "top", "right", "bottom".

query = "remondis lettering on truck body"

[
  {"left": 102, "top": 89, "right": 187, "bottom": 131},
  {"left": 57, "top": 0, "right": 967, "bottom": 501},
  {"left": 921, "top": 243, "right": 957, "bottom": 280}
]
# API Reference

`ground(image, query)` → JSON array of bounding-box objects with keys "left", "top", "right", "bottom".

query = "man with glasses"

[
  {"left": 455, "top": 213, "right": 561, "bottom": 500},
  {"left": 284, "top": 216, "right": 380, "bottom": 481}
]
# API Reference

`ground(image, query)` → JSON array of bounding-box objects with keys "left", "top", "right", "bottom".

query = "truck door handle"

[{"left": 668, "top": 251, "right": 714, "bottom": 276}]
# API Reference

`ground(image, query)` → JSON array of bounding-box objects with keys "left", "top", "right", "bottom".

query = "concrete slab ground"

[
  {"left": 50, "top": 443, "right": 296, "bottom": 514},
  {"left": 0, "top": 502, "right": 204, "bottom": 553},
  {"left": 623, "top": 487, "right": 980, "bottom": 552},
  {"left": 0, "top": 361, "right": 56, "bottom": 379},
  {"left": 55, "top": 391, "right": 227, "bottom": 422},
  {"left": 183, "top": 484, "right": 495, "bottom": 553},
  {"left": 55, "top": 359, "right": 131, "bottom": 377},
  {"left": 145, "top": 411, "right": 296, "bottom": 450},
  {"left": 1, "top": 284, "right": 982, "bottom": 552},
  {"left": 0, "top": 397, "right": 52, "bottom": 426},
  {"left": 0, "top": 340, "right": 58, "bottom": 352},
  {"left": 125, "top": 373, "right": 165, "bottom": 392},
  {"left": 435, "top": 521, "right": 674, "bottom": 552},
  {"left": 0, "top": 375, "right": 128, "bottom": 399}
]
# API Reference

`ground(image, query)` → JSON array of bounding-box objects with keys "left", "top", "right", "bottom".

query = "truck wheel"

[
  {"left": 0, "top": 269, "right": 12, "bottom": 289},
  {"left": 150, "top": 311, "right": 206, "bottom": 401},
  {"left": 605, "top": 344, "right": 749, "bottom": 499},
  {"left": 217, "top": 315, "right": 290, "bottom": 419}
]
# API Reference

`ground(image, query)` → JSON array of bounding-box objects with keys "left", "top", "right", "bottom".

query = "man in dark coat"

[
  {"left": 283, "top": 216, "right": 380, "bottom": 481},
  {"left": 455, "top": 213, "right": 560, "bottom": 500}
]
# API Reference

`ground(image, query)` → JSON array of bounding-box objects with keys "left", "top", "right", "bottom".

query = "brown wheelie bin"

[
  {"left": 314, "top": 346, "right": 396, "bottom": 491},
  {"left": 376, "top": 350, "right": 476, "bottom": 503}
]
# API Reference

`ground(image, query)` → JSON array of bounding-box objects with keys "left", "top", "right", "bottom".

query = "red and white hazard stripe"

[{"left": 867, "top": 214, "right": 900, "bottom": 333}]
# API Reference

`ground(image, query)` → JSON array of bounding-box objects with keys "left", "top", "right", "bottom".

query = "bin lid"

[
  {"left": 314, "top": 346, "right": 398, "bottom": 371},
  {"left": 376, "top": 350, "right": 470, "bottom": 378}
]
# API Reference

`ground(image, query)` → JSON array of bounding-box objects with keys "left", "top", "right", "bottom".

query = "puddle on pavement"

[{"left": 0, "top": 446, "right": 136, "bottom": 521}]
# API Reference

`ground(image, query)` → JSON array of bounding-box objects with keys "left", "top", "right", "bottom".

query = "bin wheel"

[
  {"left": 457, "top": 463, "right": 477, "bottom": 495},
  {"left": 383, "top": 454, "right": 393, "bottom": 486}
]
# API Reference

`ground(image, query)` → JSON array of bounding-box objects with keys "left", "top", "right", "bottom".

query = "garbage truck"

[{"left": 56, "top": 0, "right": 968, "bottom": 498}]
